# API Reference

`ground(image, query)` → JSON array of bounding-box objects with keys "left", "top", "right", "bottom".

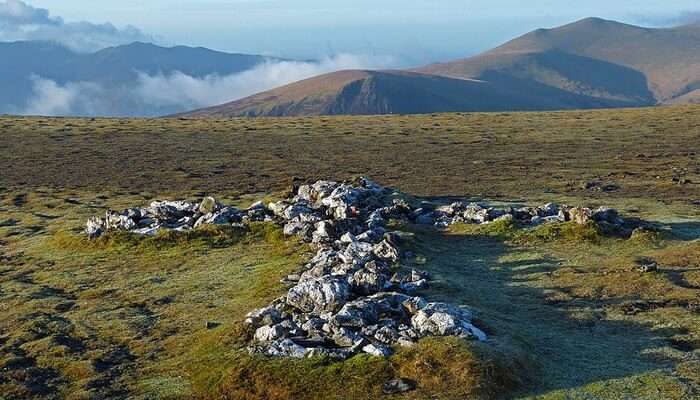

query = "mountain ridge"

[{"left": 181, "top": 17, "right": 700, "bottom": 117}]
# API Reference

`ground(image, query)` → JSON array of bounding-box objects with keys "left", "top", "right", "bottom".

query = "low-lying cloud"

[
  {"left": 19, "top": 54, "right": 397, "bottom": 117},
  {"left": 0, "top": 0, "right": 152, "bottom": 52}
]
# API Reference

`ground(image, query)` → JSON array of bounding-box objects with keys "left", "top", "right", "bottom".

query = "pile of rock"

[
  {"left": 84, "top": 197, "right": 271, "bottom": 239},
  {"left": 84, "top": 177, "right": 641, "bottom": 359},
  {"left": 245, "top": 178, "right": 486, "bottom": 359}
]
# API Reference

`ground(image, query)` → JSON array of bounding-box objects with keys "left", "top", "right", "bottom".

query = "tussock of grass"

[
  {"left": 50, "top": 222, "right": 291, "bottom": 253},
  {"left": 392, "top": 337, "right": 525, "bottom": 400},
  {"left": 208, "top": 337, "right": 522, "bottom": 400},
  {"left": 515, "top": 221, "right": 602, "bottom": 245}
]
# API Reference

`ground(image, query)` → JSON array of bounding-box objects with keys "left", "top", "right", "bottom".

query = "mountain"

[
  {"left": 182, "top": 18, "right": 700, "bottom": 117},
  {"left": 0, "top": 41, "right": 278, "bottom": 116},
  {"left": 418, "top": 17, "right": 700, "bottom": 103},
  {"left": 184, "top": 69, "right": 637, "bottom": 117}
]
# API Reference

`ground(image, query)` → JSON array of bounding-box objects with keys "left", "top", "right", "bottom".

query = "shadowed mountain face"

[
  {"left": 184, "top": 17, "right": 700, "bottom": 117},
  {"left": 0, "top": 41, "right": 276, "bottom": 115},
  {"left": 185, "top": 69, "right": 642, "bottom": 117},
  {"left": 420, "top": 17, "right": 700, "bottom": 103}
]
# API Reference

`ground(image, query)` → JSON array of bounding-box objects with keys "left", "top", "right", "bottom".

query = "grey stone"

[
  {"left": 199, "top": 196, "right": 219, "bottom": 214},
  {"left": 255, "top": 324, "right": 287, "bottom": 342},
  {"left": 362, "top": 343, "right": 392, "bottom": 357},
  {"left": 382, "top": 378, "right": 416, "bottom": 395},
  {"left": 373, "top": 240, "right": 399, "bottom": 262},
  {"left": 286, "top": 276, "right": 351, "bottom": 313}
]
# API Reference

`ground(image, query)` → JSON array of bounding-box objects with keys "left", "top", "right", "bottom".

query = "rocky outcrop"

[{"left": 84, "top": 177, "right": 645, "bottom": 360}]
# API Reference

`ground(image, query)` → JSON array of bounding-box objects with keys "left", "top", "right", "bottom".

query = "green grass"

[{"left": 2, "top": 107, "right": 700, "bottom": 399}]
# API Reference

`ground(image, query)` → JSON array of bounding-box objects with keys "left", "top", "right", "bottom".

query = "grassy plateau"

[{"left": 1, "top": 105, "right": 700, "bottom": 399}]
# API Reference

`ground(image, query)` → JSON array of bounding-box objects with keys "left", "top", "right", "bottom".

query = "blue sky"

[{"left": 18, "top": 1, "right": 700, "bottom": 64}]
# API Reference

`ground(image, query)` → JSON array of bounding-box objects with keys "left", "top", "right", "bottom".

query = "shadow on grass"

[{"left": 407, "top": 226, "right": 689, "bottom": 398}]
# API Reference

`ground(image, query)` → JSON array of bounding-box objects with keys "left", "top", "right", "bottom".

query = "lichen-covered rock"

[
  {"left": 373, "top": 240, "right": 399, "bottom": 262},
  {"left": 286, "top": 276, "right": 351, "bottom": 313},
  {"left": 254, "top": 324, "right": 287, "bottom": 342},
  {"left": 362, "top": 343, "right": 392, "bottom": 357},
  {"left": 198, "top": 196, "right": 219, "bottom": 214},
  {"left": 568, "top": 207, "right": 593, "bottom": 224},
  {"left": 411, "top": 303, "right": 486, "bottom": 340}
]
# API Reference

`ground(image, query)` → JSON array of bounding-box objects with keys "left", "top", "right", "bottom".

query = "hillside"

[
  {"left": 183, "top": 65, "right": 646, "bottom": 118},
  {"left": 420, "top": 17, "right": 700, "bottom": 103},
  {"left": 182, "top": 18, "right": 700, "bottom": 117}
]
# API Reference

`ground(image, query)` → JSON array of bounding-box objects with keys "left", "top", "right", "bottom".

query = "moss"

[{"left": 515, "top": 221, "right": 602, "bottom": 244}]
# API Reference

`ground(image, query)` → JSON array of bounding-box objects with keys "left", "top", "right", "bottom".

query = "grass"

[
  {"left": 2, "top": 106, "right": 700, "bottom": 399},
  {"left": 2, "top": 105, "right": 700, "bottom": 202}
]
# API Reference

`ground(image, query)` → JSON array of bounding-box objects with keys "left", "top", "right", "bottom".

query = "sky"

[{"left": 15, "top": 0, "right": 700, "bottom": 65}]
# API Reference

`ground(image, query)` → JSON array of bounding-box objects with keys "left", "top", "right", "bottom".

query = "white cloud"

[
  {"left": 135, "top": 54, "right": 396, "bottom": 109},
  {"left": 0, "top": 0, "right": 152, "bottom": 51},
  {"left": 19, "top": 54, "right": 397, "bottom": 116},
  {"left": 22, "top": 75, "right": 106, "bottom": 116}
]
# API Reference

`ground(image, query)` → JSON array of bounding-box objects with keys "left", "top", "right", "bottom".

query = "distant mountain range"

[
  {"left": 183, "top": 18, "right": 700, "bottom": 117},
  {"left": 0, "top": 41, "right": 278, "bottom": 116}
]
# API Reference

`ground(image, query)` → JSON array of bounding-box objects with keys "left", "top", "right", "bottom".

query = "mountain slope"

[
  {"left": 182, "top": 17, "right": 700, "bottom": 117},
  {"left": 419, "top": 17, "right": 700, "bottom": 102},
  {"left": 183, "top": 68, "right": 645, "bottom": 117}
]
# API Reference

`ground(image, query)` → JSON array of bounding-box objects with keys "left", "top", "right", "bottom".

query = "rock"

[
  {"left": 85, "top": 216, "right": 104, "bottom": 239},
  {"left": 321, "top": 185, "right": 365, "bottom": 219},
  {"left": 411, "top": 269, "right": 429, "bottom": 282},
  {"left": 382, "top": 378, "right": 416, "bottom": 395},
  {"left": 333, "top": 299, "right": 380, "bottom": 328},
  {"left": 268, "top": 201, "right": 291, "bottom": 218},
  {"left": 131, "top": 225, "right": 161, "bottom": 236},
  {"left": 340, "top": 232, "right": 357, "bottom": 243},
  {"left": 356, "top": 229, "right": 385, "bottom": 244},
  {"left": 593, "top": 207, "right": 623, "bottom": 225},
  {"left": 205, "top": 321, "right": 221, "bottom": 330},
  {"left": 305, "top": 347, "right": 353, "bottom": 360},
  {"left": 199, "top": 196, "right": 219, "bottom": 214},
  {"left": 195, "top": 207, "right": 241, "bottom": 227},
  {"left": 148, "top": 200, "right": 195, "bottom": 220},
  {"left": 635, "top": 257, "right": 658, "bottom": 273},
  {"left": 86, "top": 178, "right": 639, "bottom": 361},
  {"left": 374, "top": 326, "right": 399, "bottom": 344},
  {"left": 248, "top": 200, "right": 266, "bottom": 210},
  {"left": 312, "top": 220, "right": 336, "bottom": 243},
  {"left": 373, "top": 240, "right": 399, "bottom": 262},
  {"left": 245, "top": 306, "right": 282, "bottom": 328},
  {"left": 401, "top": 279, "right": 428, "bottom": 294},
  {"left": 537, "top": 203, "right": 560, "bottom": 217},
  {"left": 362, "top": 343, "right": 392, "bottom": 357},
  {"left": 461, "top": 203, "right": 491, "bottom": 224},
  {"left": 332, "top": 327, "right": 362, "bottom": 347},
  {"left": 283, "top": 219, "right": 311, "bottom": 236},
  {"left": 568, "top": 207, "right": 592, "bottom": 224},
  {"left": 265, "top": 339, "right": 307, "bottom": 358},
  {"left": 348, "top": 267, "right": 388, "bottom": 295},
  {"left": 286, "top": 276, "right": 351, "bottom": 313},
  {"left": 339, "top": 241, "right": 374, "bottom": 266},
  {"left": 283, "top": 203, "right": 314, "bottom": 220},
  {"left": 255, "top": 324, "right": 287, "bottom": 342},
  {"left": 366, "top": 210, "right": 386, "bottom": 230},
  {"left": 415, "top": 212, "right": 435, "bottom": 225},
  {"left": 411, "top": 303, "right": 486, "bottom": 340}
]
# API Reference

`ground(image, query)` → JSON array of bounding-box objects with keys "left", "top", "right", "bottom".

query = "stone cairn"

[{"left": 85, "top": 177, "right": 638, "bottom": 359}]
